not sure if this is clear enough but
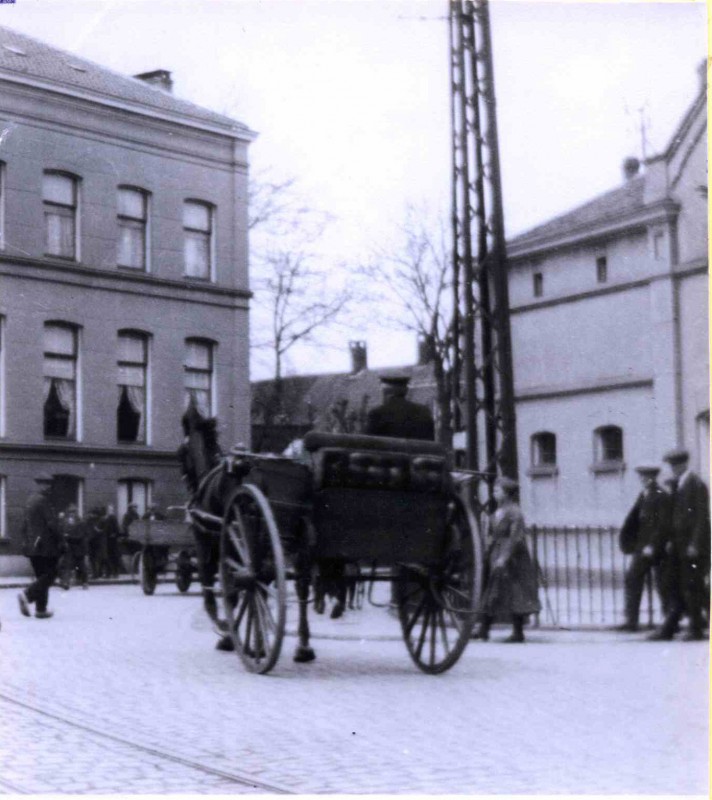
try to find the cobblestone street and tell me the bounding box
[0,582,708,794]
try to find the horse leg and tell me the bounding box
[293,550,316,663]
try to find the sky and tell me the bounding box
[0,0,707,377]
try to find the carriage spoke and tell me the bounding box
[227,521,251,566]
[256,580,279,601]
[224,557,251,580]
[403,595,427,638]
[414,607,432,661]
[233,592,250,630]
[437,609,451,656]
[429,610,437,665]
[254,588,277,635]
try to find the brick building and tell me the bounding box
[0,27,254,569]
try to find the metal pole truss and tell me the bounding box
[449,0,518,500]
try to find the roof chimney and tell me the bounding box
[349,341,367,374]
[134,69,173,94]
[622,156,640,181]
[417,333,434,366]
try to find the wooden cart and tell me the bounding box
[209,431,485,675]
[130,511,197,596]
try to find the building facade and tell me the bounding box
[507,70,708,525]
[0,28,254,568]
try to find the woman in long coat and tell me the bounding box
[475,477,541,642]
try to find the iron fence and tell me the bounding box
[528,526,662,629]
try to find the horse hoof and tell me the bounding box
[293,646,316,663]
[215,635,235,652]
[314,599,325,614]
[330,603,344,620]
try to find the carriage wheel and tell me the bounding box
[220,484,287,675]
[130,551,141,584]
[396,501,478,674]
[140,549,157,596]
[175,550,193,593]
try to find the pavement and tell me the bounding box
[0,580,708,795]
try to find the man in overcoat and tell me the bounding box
[617,465,671,631]
[649,448,710,641]
[365,375,435,441]
[18,473,63,619]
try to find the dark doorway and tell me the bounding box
[51,475,82,515]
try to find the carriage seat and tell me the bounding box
[303,432,450,494]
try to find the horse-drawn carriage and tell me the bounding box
[179,420,485,675]
[130,510,197,596]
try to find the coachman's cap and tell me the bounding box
[663,448,690,465]
[379,373,410,387]
[635,464,660,477]
[34,472,53,483]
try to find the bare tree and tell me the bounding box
[249,171,352,430]
[359,205,454,445]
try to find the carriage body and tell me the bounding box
[129,511,197,595]
[214,432,484,675]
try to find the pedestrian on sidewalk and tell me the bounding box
[63,504,89,588]
[103,504,122,578]
[86,506,108,579]
[617,464,671,632]
[473,477,541,643]
[18,472,64,619]
[649,448,710,641]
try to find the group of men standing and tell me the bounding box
[620,448,709,641]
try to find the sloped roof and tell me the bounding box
[252,363,435,428]
[508,175,646,251]
[0,25,251,134]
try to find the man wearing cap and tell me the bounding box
[649,448,709,641]
[365,375,435,441]
[18,473,63,619]
[617,465,671,632]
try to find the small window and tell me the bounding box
[532,432,557,466]
[44,172,79,260]
[533,271,543,297]
[183,200,213,280]
[596,256,607,283]
[0,475,6,539]
[117,187,148,270]
[43,323,79,439]
[593,425,624,470]
[0,161,5,250]
[117,478,152,520]
[117,331,149,443]
[653,231,665,261]
[184,338,214,417]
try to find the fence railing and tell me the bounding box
[528,526,662,629]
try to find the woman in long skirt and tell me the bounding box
[474,477,541,643]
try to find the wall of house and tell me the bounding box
[0,81,251,554]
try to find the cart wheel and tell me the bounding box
[396,501,477,674]
[140,549,157,596]
[354,580,366,610]
[220,484,287,675]
[175,551,193,593]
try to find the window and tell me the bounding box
[183,200,213,279]
[117,478,151,519]
[593,425,624,470]
[184,338,214,417]
[653,231,665,261]
[531,432,557,467]
[51,474,83,516]
[533,271,543,297]
[43,323,79,439]
[43,172,79,260]
[117,187,148,270]
[117,331,149,443]
[0,161,5,250]
[0,476,6,539]
[0,316,4,437]
[596,256,607,283]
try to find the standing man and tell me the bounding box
[617,465,671,632]
[63,504,89,589]
[18,473,63,619]
[649,448,710,641]
[365,375,435,441]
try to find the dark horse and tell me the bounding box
[177,404,317,663]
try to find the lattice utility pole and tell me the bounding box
[449,0,518,496]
